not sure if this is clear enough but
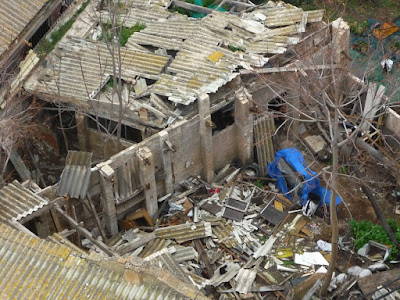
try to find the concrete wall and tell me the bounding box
[213,125,238,171]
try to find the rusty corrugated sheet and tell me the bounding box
[57,151,92,199]
[0,181,48,225]
[0,224,201,299]
[155,222,212,243]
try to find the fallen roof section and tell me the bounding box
[0,181,48,226]
[0,223,209,299]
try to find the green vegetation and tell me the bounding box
[228,45,244,52]
[100,22,146,46]
[349,21,368,35]
[35,1,89,58]
[350,219,400,259]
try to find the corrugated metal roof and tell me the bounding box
[0,181,48,225]
[155,222,212,243]
[234,268,257,294]
[0,0,47,58]
[0,224,206,299]
[57,151,92,199]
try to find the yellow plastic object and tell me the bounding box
[373,22,399,40]
[208,51,224,63]
[275,248,294,258]
[274,200,284,212]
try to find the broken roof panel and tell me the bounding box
[0,182,48,225]
[138,237,172,258]
[25,38,170,104]
[0,224,202,299]
[154,222,212,243]
[57,151,92,199]
[0,0,48,58]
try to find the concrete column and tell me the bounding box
[75,112,88,151]
[235,87,254,164]
[99,169,118,235]
[331,18,350,65]
[198,93,214,183]
[158,131,174,195]
[137,146,158,220]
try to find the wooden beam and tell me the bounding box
[85,194,107,242]
[54,204,118,257]
[239,64,341,75]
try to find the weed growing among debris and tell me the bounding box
[35,1,89,58]
[350,219,400,258]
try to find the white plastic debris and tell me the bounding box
[294,252,329,266]
[316,266,328,273]
[317,240,332,252]
[328,273,348,291]
[277,264,298,273]
[368,262,389,272]
[347,266,372,278]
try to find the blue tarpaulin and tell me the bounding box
[267,148,342,207]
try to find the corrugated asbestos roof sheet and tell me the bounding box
[0,224,199,300]
[25,1,325,107]
[144,249,191,284]
[0,182,48,225]
[139,237,172,258]
[234,268,257,294]
[0,0,47,57]
[155,222,212,243]
[25,38,170,104]
[57,151,92,199]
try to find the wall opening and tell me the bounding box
[211,102,234,135]
[87,115,143,143]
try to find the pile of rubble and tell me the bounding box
[77,154,400,299]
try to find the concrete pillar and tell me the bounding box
[235,87,254,164]
[137,146,158,220]
[331,18,350,66]
[99,169,118,235]
[158,130,174,195]
[198,93,214,183]
[75,112,88,151]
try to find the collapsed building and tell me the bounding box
[2,0,400,298]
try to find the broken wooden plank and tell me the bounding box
[239,64,341,75]
[54,203,118,257]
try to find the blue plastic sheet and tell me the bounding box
[267,148,342,207]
